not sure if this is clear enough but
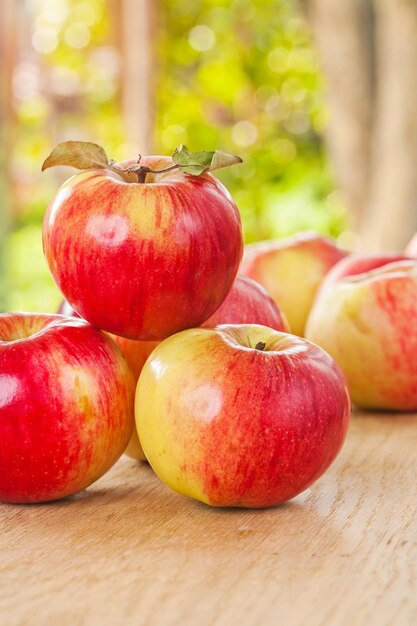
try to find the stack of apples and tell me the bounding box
[8,139,394,509]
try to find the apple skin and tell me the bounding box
[136,324,351,508]
[317,253,410,297]
[240,232,347,336]
[0,313,135,503]
[305,260,417,410]
[43,156,243,341]
[58,274,289,335]
[201,275,289,331]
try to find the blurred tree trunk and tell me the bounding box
[118,0,157,155]
[0,0,17,310]
[305,0,374,227]
[305,0,417,251]
[362,0,417,250]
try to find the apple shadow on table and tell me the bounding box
[5,487,349,564]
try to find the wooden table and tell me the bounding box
[1,410,417,626]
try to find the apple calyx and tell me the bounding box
[41,141,242,183]
[255,341,266,351]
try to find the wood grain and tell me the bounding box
[1,410,417,626]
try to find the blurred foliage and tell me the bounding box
[6,0,349,312]
[6,225,59,312]
[156,0,348,241]
[8,0,125,312]
[12,0,124,227]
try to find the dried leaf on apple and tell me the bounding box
[42,141,110,172]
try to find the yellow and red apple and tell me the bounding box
[306,260,417,410]
[43,148,243,341]
[136,324,350,508]
[240,232,347,336]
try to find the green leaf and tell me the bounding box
[42,141,109,172]
[172,145,242,176]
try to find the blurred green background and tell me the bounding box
[2,0,351,313]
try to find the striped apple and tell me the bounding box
[42,143,244,341]
[306,260,417,410]
[0,313,135,503]
[136,324,351,508]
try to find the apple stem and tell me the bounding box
[255,341,266,351]
[121,163,180,183]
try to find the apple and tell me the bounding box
[0,313,135,503]
[305,260,417,410]
[136,324,350,508]
[240,232,347,336]
[317,252,410,297]
[42,142,244,341]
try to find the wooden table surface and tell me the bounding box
[1,410,417,626]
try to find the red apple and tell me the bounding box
[306,260,417,410]
[0,313,135,503]
[136,324,351,508]
[317,253,410,297]
[43,151,243,341]
[240,232,347,336]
